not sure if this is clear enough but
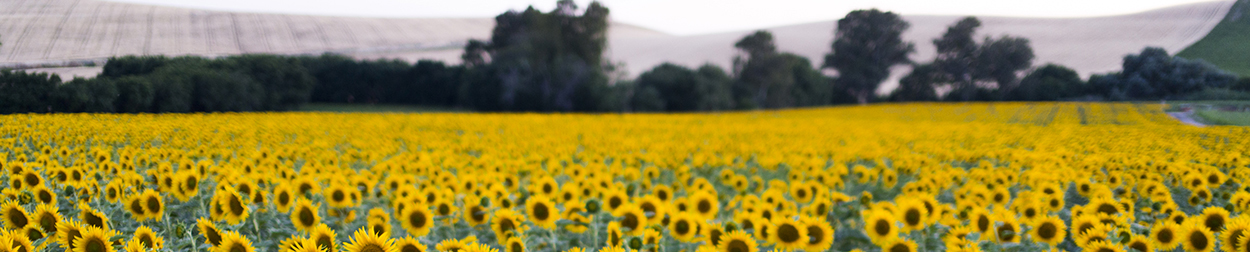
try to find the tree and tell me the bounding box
[933,17,982,101]
[0,70,59,113]
[932,17,1035,101]
[473,0,615,112]
[824,9,914,104]
[732,31,787,108]
[889,64,939,102]
[976,36,1034,94]
[1103,47,1236,100]
[1008,64,1082,101]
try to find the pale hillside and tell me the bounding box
[2,0,1235,93]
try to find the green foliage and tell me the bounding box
[1095,47,1237,100]
[465,0,617,112]
[732,31,833,109]
[1177,0,1250,76]
[889,64,939,102]
[633,63,736,112]
[1195,109,1250,126]
[932,17,1035,101]
[1007,64,1084,101]
[825,9,914,104]
[0,70,59,113]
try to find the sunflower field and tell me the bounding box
[0,102,1247,252]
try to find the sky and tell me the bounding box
[106,0,1222,35]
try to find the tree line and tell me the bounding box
[2,1,1249,114]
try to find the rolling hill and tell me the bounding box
[0,0,1238,93]
[1178,0,1250,76]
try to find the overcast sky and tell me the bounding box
[107,0,1221,35]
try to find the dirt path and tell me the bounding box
[1168,111,1207,127]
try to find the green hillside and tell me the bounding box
[1178,0,1250,76]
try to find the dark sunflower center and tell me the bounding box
[85,213,103,228]
[727,239,749,252]
[1208,174,1219,184]
[674,220,690,235]
[230,243,247,252]
[904,209,921,226]
[997,224,1015,241]
[206,229,222,246]
[317,236,333,251]
[608,197,623,210]
[438,204,450,215]
[697,200,712,213]
[146,197,161,213]
[889,243,910,252]
[499,218,516,233]
[360,244,384,252]
[332,190,345,202]
[657,191,668,201]
[38,191,52,203]
[874,219,891,236]
[24,173,38,186]
[807,225,824,245]
[229,197,245,215]
[278,193,290,205]
[1204,215,1225,232]
[1190,232,1209,250]
[709,229,723,246]
[86,239,106,252]
[470,207,485,222]
[7,209,28,228]
[140,235,154,249]
[1097,204,1118,215]
[640,203,656,217]
[777,224,800,243]
[976,215,990,232]
[299,208,315,226]
[401,244,422,252]
[510,242,523,252]
[533,203,550,220]
[622,213,639,231]
[1129,241,1148,252]
[1037,222,1057,239]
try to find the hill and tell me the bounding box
[1178,0,1250,76]
[0,0,1236,93]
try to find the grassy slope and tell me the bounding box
[297,103,465,113]
[1195,109,1250,125]
[1177,0,1250,76]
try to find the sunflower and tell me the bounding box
[687,190,720,220]
[286,237,327,252]
[603,190,629,214]
[436,237,472,252]
[668,213,699,243]
[218,187,250,225]
[196,218,225,248]
[993,212,1021,244]
[653,185,673,203]
[400,202,434,237]
[31,185,55,204]
[1030,215,1067,246]
[717,230,759,252]
[1125,234,1153,252]
[606,221,624,247]
[614,203,647,236]
[71,226,117,252]
[273,184,296,213]
[290,198,320,232]
[141,189,165,221]
[104,181,123,203]
[1150,221,1182,251]
[292,177,320,196]
[1083,240,1125,252]
[124,194,148,221]
[463,199,490,227]
[133,225,165,251]
[636,195,668,225]
[801,215,834,252]
[1221,217,1250,252]
[368,217,392,237]
[504,237,526,252]
[55,220,85,251]
[894,198,929,233]
[527,195,559,230]
[123,239,148,252]
[492,209,527,240]
[562,201,592,234]
[1197,206,1229,233]
[20,170,43,189]
[1,201,30,230]
[174,171,201,201]
[396,236,428,252]
[324,184,354,208]
[789,181,814,204]
[309,223,339,252]
[771,218,809,251]
[79,207,110,231]
[863,210,898,244]
[1180,221,1216,252]
[968,207,993,237]
[212,231,255,252]
[344,227,397,252]
[880,237,917,252]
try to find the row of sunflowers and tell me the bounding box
[1,102,1247,252]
